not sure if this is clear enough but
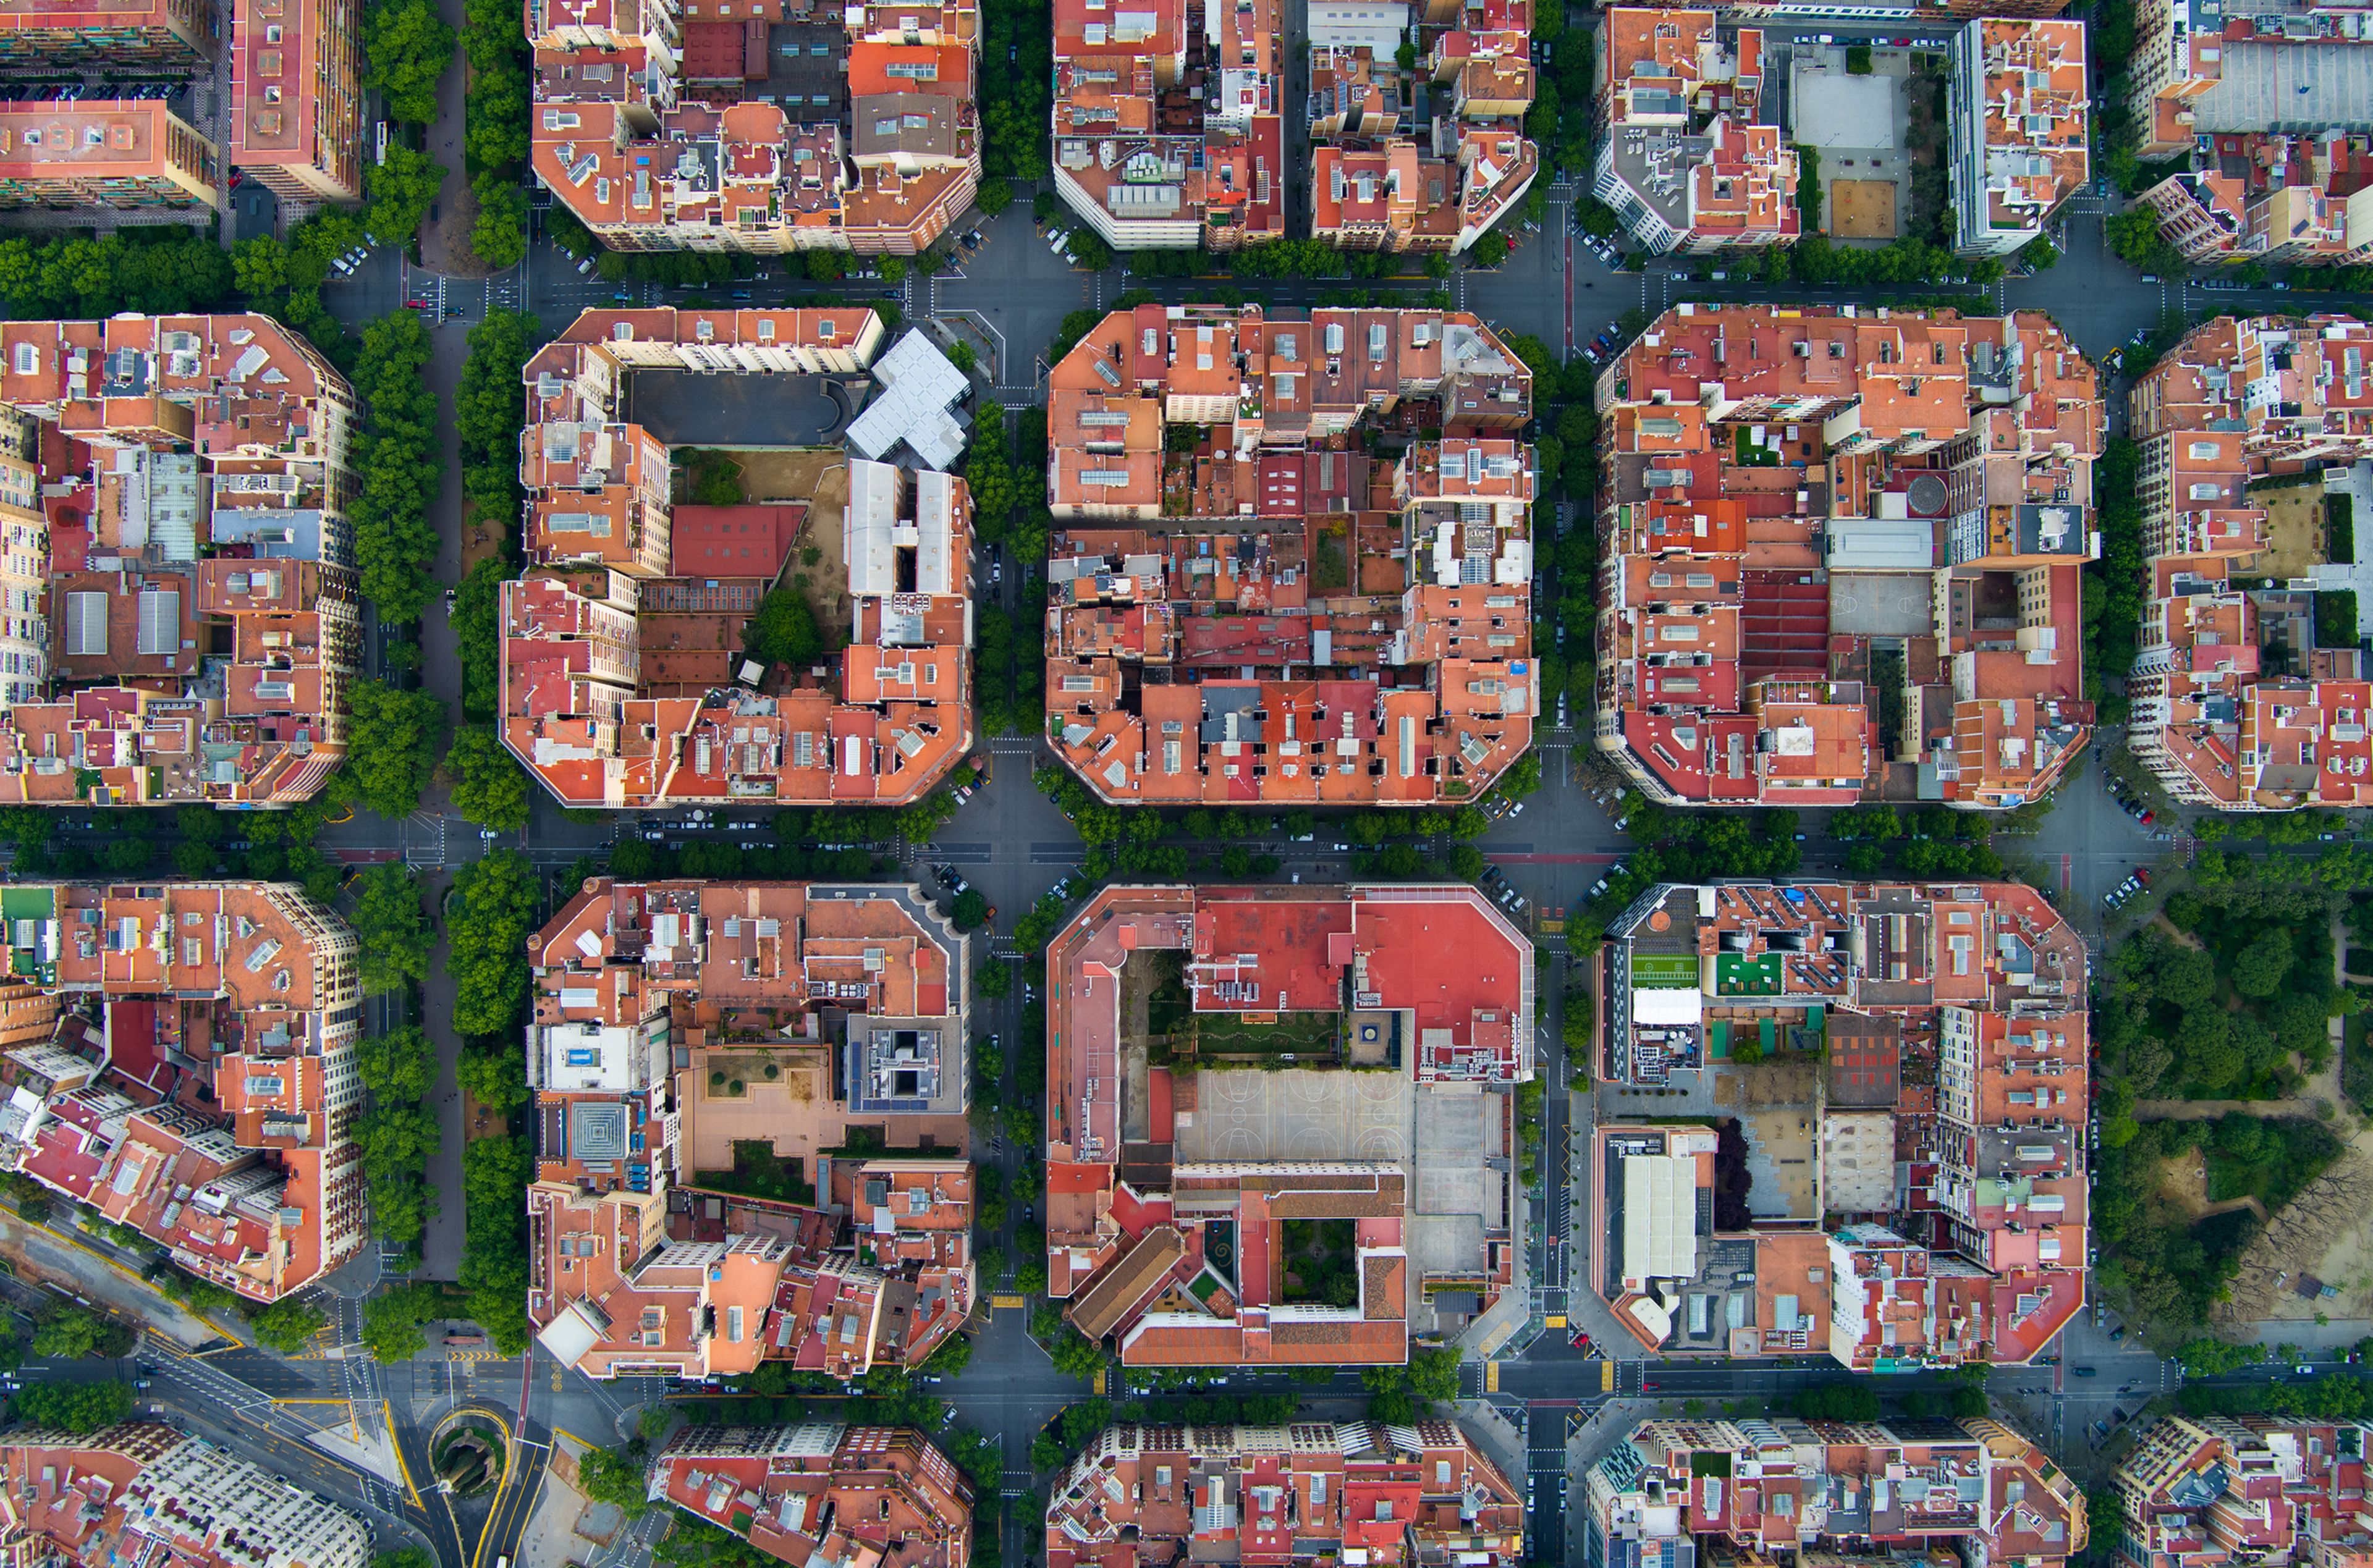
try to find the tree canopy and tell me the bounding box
[352,864,435,995]
[447,849,539,1036]
[363,0,455,123]
[446,725,533,832]
[341,680,449,820]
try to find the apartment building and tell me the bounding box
[1593,9,1799,255]
[2126,314,2373,809]
[1047,0,1284,250]
[0,880,366,1304]
[650,1423,971,1568]
[527,0,979,255]
[0,0,213,70]
[527,877,975,1381]
[2129,0,2373,162]
[2111,1413,2373,1568]
[0,99,222,211]
[1591,879,2087,1369]
[1046,884,1532,1367]
[227,0,363,203]
[0,1424,373,1568]
[1046,1420,1525,1568]
[1043,303,1534,806]
[1594,305,2100,810]
[502,306,974,809]
[1945,17,2087,256]
[1580,1415,2083,1568]
[2136,132,2373,267]
[0,314,360,808]
[1305,0,1537,255]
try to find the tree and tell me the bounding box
[1469,231,1509,268]
[14,1380,133,1433]
[947,340,978,374]
[364,0,456,123]
[363,1283,437,1363]
[746,588,824,668]
[455,1046,530,1115]
[975,961,1013,999]
[246,1297,329,1356]
[353,864,435,995]
[363,144,448,248]
[952,888,989,930]
[31,1304,121,1360]
[976,177,1014,216]
[470,172,530,269]
[349,313,444,621]
[446,725,533,831]
[580,1441,653,1517]
[2232,929,2296,1000]
[451,557,514,722]
[358,1026,438,1103]
[446,850,539,1036]
[341,680,447,819]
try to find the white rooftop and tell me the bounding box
[847,328,971,472]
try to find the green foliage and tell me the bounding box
[13,1380,133,1433]
[446,725,533,831]
[2178,1373,2373,1420]
[364,0,454,122]
[460,1134,534,1354]
[32,1304,132,1360]
[349,313,446,622]
[471,172,529,269]
[461,0,531,208]
[452,556,514,722]
[458,310,534,536]
[745,588,824,668]
[246,1297,329,1356]
[455,1045,531,1115]
[341,680,448,819]
[2017,236,2060,271]
[1845,43,1872,73]
[1793,1382,1881,1421]
[0,230,235,321]
[2319,589,2361,649]
[1469,231,1510,268]
[580,1439,653,1517]
[976,177,1014,216]
[365,143,449,249]
[447,849,540,1037]
[363,1283,439,1364]
[358,1026,439,1103]
[353,863,436,996]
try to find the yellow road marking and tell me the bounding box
[1486,1361,1500,1393]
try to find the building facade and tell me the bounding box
[528,0,981,255]
[0,1423,373,1568]
[1043,304,1536,806]
[527,877,976,1380]
[1592,879,2087,1369]
[0,881,365,1303]
[2126,314,2373,810]
[1594,305,2099,809]
[0,314,359,808]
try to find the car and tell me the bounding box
[2298,1363,2316,1375]
[577,255,596,274]
[1022,1203,1034,1223]
[479,828,499,840]
[2109,1326,2126,1341]
[1557,693,1569,728]
[1571,1330,1593,1351]
[1589,875,1610,900]
[2140,273,2159,284]
[1893,35,1910,44]
[941,1406,958,1426]
[2073,1366,2098,1376]
[1816,31,1833,41]
[2134,867,2152,884]
[428,203,439,224]
[1507,801,1525,816]
[953,785,972,805]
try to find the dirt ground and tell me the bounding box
[799,460,851,630]
[1830,179,1899,239]
[734,449,843,505]
[2217,1121,2373,1329]
[1711,1052,1819,1108]
[2257,483,2329,581]
[2151,1144,2267,1225]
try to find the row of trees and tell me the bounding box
[462,0,532,267]
[350,314,446,622]
[2087,438,2144,723]
[355,1021,442,1265]
[0,229,234,321]
[1522,9,1594,180]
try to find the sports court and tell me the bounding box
[1829,179,1898,239]
[1632,953,1699,988]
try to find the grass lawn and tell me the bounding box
[1198,1010,1340,1058]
